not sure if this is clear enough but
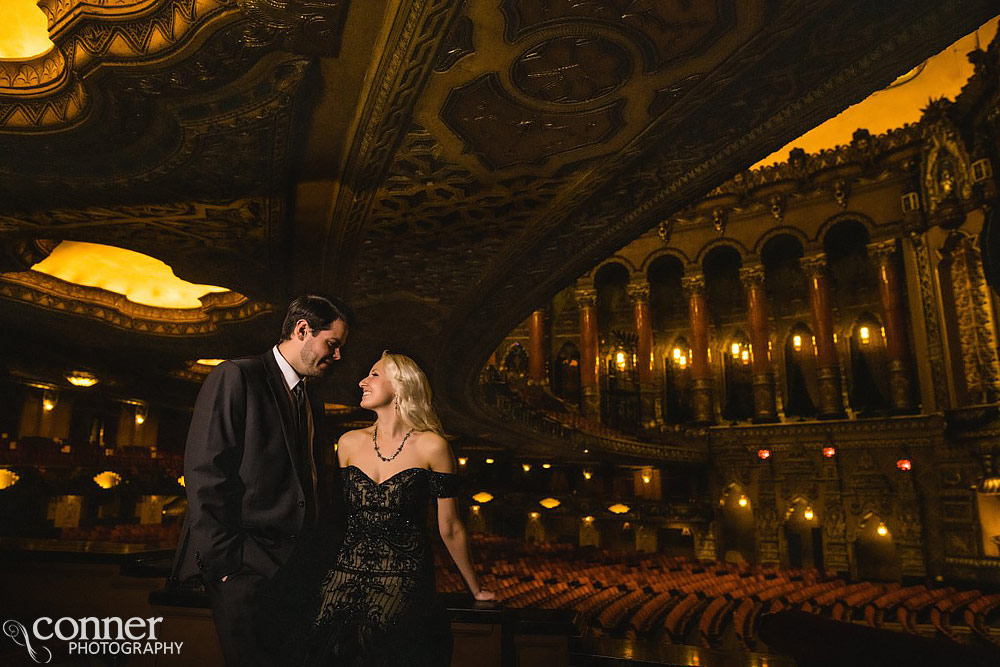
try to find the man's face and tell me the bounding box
[298,319,348,377]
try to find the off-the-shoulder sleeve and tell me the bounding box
[429,471,461,498]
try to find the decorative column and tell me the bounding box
[627,279,656,425]
[739,265,777,422]
[868,240,915,412]
[528,309,547,385]
[575,287,600,416]
[682,274,715,424]
[801,255,845,418]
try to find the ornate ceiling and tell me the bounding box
[1,0,997,455]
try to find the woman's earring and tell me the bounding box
[394,396,400,412]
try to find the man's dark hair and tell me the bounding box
[279,295,354,341]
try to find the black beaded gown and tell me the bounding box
[301,465,459,666]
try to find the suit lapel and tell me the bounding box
[261,351,305,488]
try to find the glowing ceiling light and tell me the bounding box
[876,522,889,537]
[542,463,552,469]
[485,458,495,464]
[195,359,226,367]
[539,498,561,509]
[0,469,20,490]
[32,241,230,309]
[793,335,802,351]
[608,503,630,514]
[93,471,122,489]
[472,492,493,503]
[66,372,99,388]
[0,0,53,58]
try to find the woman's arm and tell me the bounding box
[426,436,494,601]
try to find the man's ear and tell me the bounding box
[295,319,310,339]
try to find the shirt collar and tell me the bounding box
[272,345,303,392]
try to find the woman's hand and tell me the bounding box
[473,590,496,601]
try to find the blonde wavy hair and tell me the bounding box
[379,351,444,435]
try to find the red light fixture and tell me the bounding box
[757,448,771,461]
[822,447,836,458]
[896,459,912,472]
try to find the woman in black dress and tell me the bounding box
[302,351,494,666]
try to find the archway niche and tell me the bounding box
[703,246,746,327]
[783,322,820,418]
[663,335,693,424]
[596,262,639,431]
[761,234,808,319]
[853,513,900,581]
[722,330,754,422]
[502,342,528,378]
[848,312,890,415]
[782,498,824,571]
[552,341,581,406]
[717,484,756,565]
[823,219,877,310]
[648,255,686,332]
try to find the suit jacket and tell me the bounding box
[171,351,344,583]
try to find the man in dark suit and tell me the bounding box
[171,295,352,666]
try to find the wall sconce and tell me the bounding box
[741,348,750,364]
[833,333,838,343]
[485,458,494,464]
[66,372,98,388]
[470,505,480,513]
[458,457,467,466]
[896,459,912,472]
[529,512,540,519]
[731,343,741,356]
[876,522,889,537]
[757,448,771,460]
[822,446,837,458]
[678,355,688,367]
[641,467,653,484]
[583,470,593,480]
[93,471,122,489]
[522,463,532,473]
[472,492,494,503]
[608,503,630,514]
[673,347,681,360]
[539,497,561,509]
[177,476,185,487]
[42,388,58,412]
[134,404,148,426]
[583,516,595,524]
[542,463,552,469]
[804,508,814,521]
[859,326,871,345]
[792,335,802,351]
[615,351,627,371]
[738,495,749,508]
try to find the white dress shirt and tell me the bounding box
[272,346,317,500]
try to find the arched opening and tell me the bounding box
[703,246,746,330]
[853,513,900,581]
[648,254,686,332]
[551,341,582,406]
[596,263,639,431]
[784,323,820,418]
[664,336,693,424]
[722,331,754,422]
[783,499,824,570]
[502,342,529,378]
[823,219,876,311]
[848,313,890,415]
[718,484,756,565]
[760,234,809,319]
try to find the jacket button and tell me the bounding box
[297,500,305,508]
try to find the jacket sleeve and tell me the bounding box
[183,361,247,580]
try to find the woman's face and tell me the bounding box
[359,360,394,409]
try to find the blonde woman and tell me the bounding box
[303,351,494,666]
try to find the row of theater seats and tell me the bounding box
[435,536,1000,652]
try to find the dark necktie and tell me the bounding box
[292,381,316,522]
